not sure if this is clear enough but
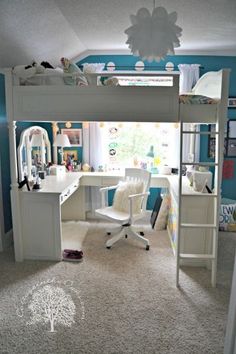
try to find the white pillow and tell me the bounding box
[154,195,170,231]
[113,180,144,214]
[83,63,105,73]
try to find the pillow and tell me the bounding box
[154,195,170,231]
[82,63,105,73]
[113,180,144,214]
[219,203,236,231]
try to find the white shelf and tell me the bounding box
[182,162,218,166]
[181,193,217,197]
[180,253,215,260]
[182,131,219,135]
[180,223,217,229]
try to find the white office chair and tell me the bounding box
[95,168,151,250]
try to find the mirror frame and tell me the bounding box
[17,126,51,181]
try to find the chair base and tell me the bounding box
[106,225,150,250]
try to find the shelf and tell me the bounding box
[181,193,218,197]
[179,253,215,260]
[181,162,218,166]
[182,131,219,135]
[180,223,217,229]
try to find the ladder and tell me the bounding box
[176,122,221,287]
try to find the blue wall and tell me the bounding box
[78,54,236,200]
[0,74,12,233]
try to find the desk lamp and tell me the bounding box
[31,132,44,168]
[53,133,71,164]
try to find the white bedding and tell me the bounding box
[16,67,88,86]
[24,68,66,86]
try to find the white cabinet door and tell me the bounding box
[21,193,61,260]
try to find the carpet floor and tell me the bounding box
[0,222,231,354]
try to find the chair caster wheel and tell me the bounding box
[106,246,111,249]
[125,234,128,238]
[146,245,150,251]
[140,231,144,236]
[107,232,111,235]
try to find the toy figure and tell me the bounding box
[60,57,88,86]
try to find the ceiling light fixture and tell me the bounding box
[124,0,182,62]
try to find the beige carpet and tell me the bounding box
[0,222,231,354]
[61,221,89,251]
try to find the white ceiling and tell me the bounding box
[0,0,236,67]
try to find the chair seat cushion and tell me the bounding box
[96,206,130,223]
[112,180,144,214]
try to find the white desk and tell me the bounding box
[18,172,212,262]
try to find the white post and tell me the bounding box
[212,69,231,287]
[5,69,24,261]
[41,133,46,165]
[176,120,183,287]
[25,134,32,180]
[52,122,58,164]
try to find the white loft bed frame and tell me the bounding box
[2,67,230,287]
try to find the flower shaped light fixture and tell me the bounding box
[124,2,182,62]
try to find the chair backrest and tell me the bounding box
[125,168,151,212]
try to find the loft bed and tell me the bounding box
[4,68,230,124]
[2,67,231,288]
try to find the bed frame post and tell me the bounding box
[4,69,24,261]
[211,68,231,287]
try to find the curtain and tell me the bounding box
[82,122,106,212]
[178,64,200,94]
[178,64,201,162]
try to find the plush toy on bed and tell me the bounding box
[13,62,45,84]
[60,57,88,86]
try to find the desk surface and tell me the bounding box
[21,171,207,197]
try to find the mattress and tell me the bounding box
[179,94,219,104]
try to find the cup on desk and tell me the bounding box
[38,171,46,179]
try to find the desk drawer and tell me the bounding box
[81,176,102,186]
[60,180,80,204]
[101,177,120,186]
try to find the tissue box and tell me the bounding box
[50,165,66,176]
[192,171,212,192]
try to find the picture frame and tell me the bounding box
[228,98,236,108]
[63,150,78,162]
[227,139,236,157]
[61,129,82,146]
[228,119,236,138]
[208,124,227,158]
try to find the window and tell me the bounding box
[100,122,179,172]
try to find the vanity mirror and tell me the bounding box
[17,126,52,181]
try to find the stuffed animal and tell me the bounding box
[13,62,45,83]
[60,57,88,86]
[40,61,54,69]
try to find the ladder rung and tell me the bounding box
[179,253,215,260]
[181,193,218,197]
[182,162,218,166]
[182,131,219,135]
[180,223,217,229]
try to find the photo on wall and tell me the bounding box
[61,129,82,146]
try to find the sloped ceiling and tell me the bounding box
[0,0,236,67]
